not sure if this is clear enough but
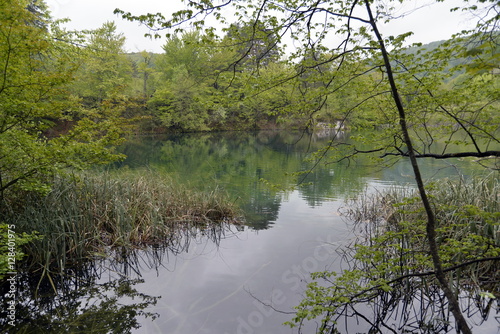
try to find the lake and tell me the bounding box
[111,131,492,334]
[6,130,496,333]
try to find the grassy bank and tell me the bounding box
[2,171,243,273]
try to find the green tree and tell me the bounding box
[0,0,125,198]
[150,31,235,130]
[133,51,158,98]
[116,0,500,332]
[72,21,133,105]
[223,20,282,70]
[146,28,294,130]
[149,67,212,131]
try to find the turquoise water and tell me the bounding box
[4,130,494,333]
[109,131,492,334]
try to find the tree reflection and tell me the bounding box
[0,266,158,334]
[114,130,376,229]
[0,220,239,333]
[331,275,498,333]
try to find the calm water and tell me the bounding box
[6,130,495,333]
[107,131,490,334]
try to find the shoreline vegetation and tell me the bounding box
[1,2,498,332]
[0,170,244,274]
[287,174,499,332]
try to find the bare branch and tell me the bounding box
[381,150,500,159]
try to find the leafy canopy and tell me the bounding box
[114,0,499,333]
[0,0,127,196]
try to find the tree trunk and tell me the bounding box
[363,1,471,333]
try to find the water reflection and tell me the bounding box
[0,264,158,334]
[319,269,499,333]
[115,131,381,229]
[0,221,239,334]
[116,131,487,227]
[5,131,494,333]
[128,192,350,334]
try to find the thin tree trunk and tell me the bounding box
[362,1,472,333]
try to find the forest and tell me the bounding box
[1,0,499,333]
[5,0,499,141]
[3,0,495,198]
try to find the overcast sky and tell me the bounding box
[46,0,475,54]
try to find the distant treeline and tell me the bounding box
[64,21,499,133]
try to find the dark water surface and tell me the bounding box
[5,130,495,333]
[116,131,370,333]
[107,131,491,334]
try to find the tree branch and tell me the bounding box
[381,150,500,159]
[333,256,500,307]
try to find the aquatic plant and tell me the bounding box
[287,175,499,333]
[1,170,243,273]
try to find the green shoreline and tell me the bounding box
[0,170,243,276]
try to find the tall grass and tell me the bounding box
[301,175,500,332]
[343,173,499,290]
[2,170,243,272]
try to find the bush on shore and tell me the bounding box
[287,174,499,332]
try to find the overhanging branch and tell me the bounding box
[381,150,500,159]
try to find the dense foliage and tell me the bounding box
[4,1,492,139]
[1,0,499,332]
[114,0,499,333]
[288,176,499,332]
[0,0,129,197]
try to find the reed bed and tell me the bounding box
[307,175,500,332]
[343,173,499,292]
[3,170,243,272]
